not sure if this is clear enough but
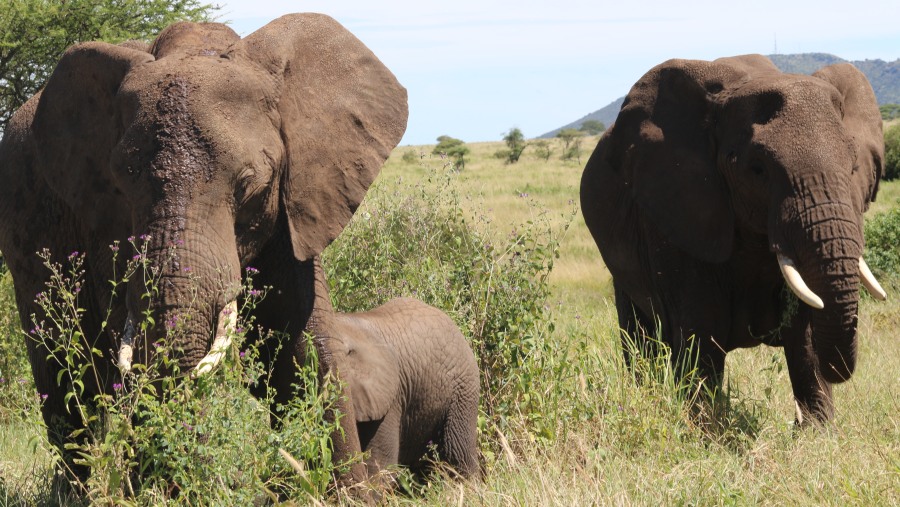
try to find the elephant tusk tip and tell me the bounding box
[859,257,887,301]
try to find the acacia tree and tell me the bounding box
[579,119,605,135]
[433,135,470,170]
[500,127,528,164]
[557,128,584,162]
[531,140,552,161]
[0,0,218,133]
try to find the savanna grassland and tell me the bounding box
[1,134,899,505]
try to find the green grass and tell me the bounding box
[1,136,899,505]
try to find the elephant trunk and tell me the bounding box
[120,227,241,375]
[778,200,863,384]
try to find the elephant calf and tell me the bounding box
[325,297,480,480]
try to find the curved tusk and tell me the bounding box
[193,300,238,377]
[777,254,825,310]
[118,312,136,373]
[859,257,887,301]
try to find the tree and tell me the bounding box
[0,0,219,133]
[880,104,900,121]
[578,119,605,135]
[531,140,552,161]
[557,128,585,162]
[885,124,900,181]
[432,135,470,170]
[500,127,528,164]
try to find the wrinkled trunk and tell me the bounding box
[785,200,862,384]
[123,222,241,374]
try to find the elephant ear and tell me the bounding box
[31,42,154,230]
[236,13,408,261]
[606,59,738,263]
[330,318,401,422]
[812,63,884,211]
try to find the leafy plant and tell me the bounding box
[13,241,345,504]
[864,205,900,288]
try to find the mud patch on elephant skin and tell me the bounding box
[144,74,217,254]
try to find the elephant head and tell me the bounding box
[583,55,884,385]
[18,14,407,375]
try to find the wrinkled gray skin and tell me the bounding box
[581,55,884,425]
[0,14,407,485]
[309,263,480,480]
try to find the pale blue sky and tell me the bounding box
[218,1,900,145]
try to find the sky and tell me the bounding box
[219,1,900,146]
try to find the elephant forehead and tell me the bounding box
[123,56,275,112]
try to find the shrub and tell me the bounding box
[864,205,900,288]
[884,124,900,181]
[400,149,419,164]
[7,244,345,504]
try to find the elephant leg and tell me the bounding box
[782,307,834,425]
[614,283,658,370]
[359,408,400,479]
[438,395,480,478]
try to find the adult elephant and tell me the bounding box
[0,14,407,485]
[580,55,886,425]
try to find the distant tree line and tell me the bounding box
[881,104,900,121]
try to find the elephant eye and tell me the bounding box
[750,163,764,175]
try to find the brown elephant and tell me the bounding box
[0,14,407,484]
[298,259,480,481]
[580,55,886,425]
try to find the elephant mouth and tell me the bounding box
[117,300,238,376]
[778,254,886,309]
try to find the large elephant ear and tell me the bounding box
[236,13,408,261]
[32,42,154,229]
[812,63,883,211]
[602,59,738,263]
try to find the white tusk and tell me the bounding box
[858,257,887,301]
[118,313,136,373]
[777,254,825,310]
[193,300,238,376]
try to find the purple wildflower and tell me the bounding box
[183,267,192,273]
[139,234,151,241]
[113,383,123,391]
[245,266,259,275]
[248,289,262,297]
[68,251,79,260]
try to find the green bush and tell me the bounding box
[323,166,574,445]
[4,245,345,504]
[884,124,900,181]
[864,205,900,288]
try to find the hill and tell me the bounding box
[542,53,900,138]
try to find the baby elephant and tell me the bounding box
[328,297,480,479]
